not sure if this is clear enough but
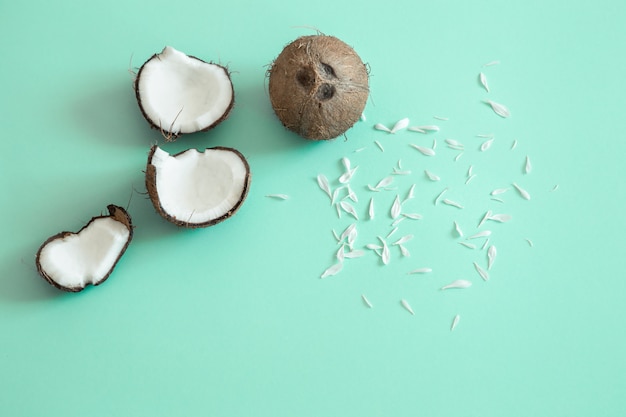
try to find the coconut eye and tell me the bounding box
[320,62,337,78]
[296,67,315,90]
[316,83,336,101]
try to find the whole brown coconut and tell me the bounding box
[268,35,369,140]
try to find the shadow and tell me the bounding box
[69,71,157,148]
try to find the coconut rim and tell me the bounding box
[35,205,134,292]
[134,47,235,140]
[145,145,252,228]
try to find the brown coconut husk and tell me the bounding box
[268,35,369,140]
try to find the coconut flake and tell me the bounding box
[386,227,399,239]
[480,138,495,152]
[393,235,413,245]
[378,237,390,265]
[458,242,476,250]
[442,199,464,209]
[454,152,464,162]
[451,314,461,331]
[525,156,532,174]
[487,245,497,270]
[391,195,402,219]
[445,139,464,150]
[467,230,492,240]
[390,117,410,133]
[345,250,365,259]
[408,268,432,274]
[473,262,489,281]
[425,170,441,181]
[339,223,357,242]
[399,245,410,257]
[410,144,436,156]
[478,210,493,228]
[512,182,531,200]
[441,279,472,290]
[483,60,500,67]
[434,115,449,121]
[526,238,534,247]
[402,213,423,220]
[317,174,332,201]
[454,221,464,238]
[336,245,345,262]
[479,72,490,92]
[266,194,289,200]
[320,262,343,278]
[401,299,415,315]
[361,294,373,308]
[340,201,359,219]
[368,197,375,220]
[373,176,394,190]
[374,123,391,132]
[488,213,513,223]
[374,140,385,152]
[409,125,440,133]
[491,188,510,196]
[484,100,511,118]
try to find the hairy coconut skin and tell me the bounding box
[134,50,235,140]
[35,205,134,293]
[145,145,252,228]
[268,35,369,140]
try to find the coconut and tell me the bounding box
[134,46,234,140]
[35,205,133,292]
[268,35,369,140]
[145,145,251,228]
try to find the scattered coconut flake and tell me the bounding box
[391,217,405,227]
[425,170,441,181]
[483,60,500,67]
[344,250,365,259]
[465,174,477,185]
[478,210,493,228]
[332,229,340,242]
[266,194,289,200]
[484,100,511,118]
[374,140,385,152]
[454,152,464,162]
[442,199,464,209]
[491,188,509,196]
[441,279,472,290]
[401,299,415,315]
[339,167,358,184]
[340,201,359,219]
[393,235,413,245]
[373,176,394,190]
[353,147,365,153]
[512,182,531,200]
[454,221,464,237]
[487,245,497,270]
[473,262,489,281]
[361,294,373,308]
[458,242,476,250]
[317,174,332,200]
[525,156,532,174]
[360,113,367,122]
[386,227,399,239]
[511,139,518,150]
[481,238,490,250]
[321,262,343,278]
[409,125,440,133]
[433,115,449,121]
[445,139,465,150]
[339,223,356,242]
[391,195,402,219]
[488,213,513,223]
[434,188,448,205]
[402,213,423,220]
[378,237,390,265]
[451,314,461,331]
[480,138,495,151]
[551,184,559,192]
[374,123,391,132]
[336,245,345,262]
[392,168,411,176]
[404,184,416,202]
[341,157,351,172]
[467,230,492,240]
[468,166,474,177]
[390,117,410,133]
[479,72,490,92]
[526,238,534,247]
[410,144,436,156]
[408,268,432,274]
[345,184,358,203]
[365,243,383,251]
[335,203,342,218]
[399,245,410,257]
[368,197,375,220]
[491,197,505,203]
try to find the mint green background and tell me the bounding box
[1,0,625,416]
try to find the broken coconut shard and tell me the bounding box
[35,205,133,292]
[134,46,234,140]
[268,35,369,140]
[145,145,251,228]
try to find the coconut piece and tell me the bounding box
[134,46,234,139]
[146,145,251,228]
[268,35,369,140]
[35,205,133,292]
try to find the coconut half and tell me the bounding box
[35,205,133,292]
[146,145,251,228]
[135,46,234,139]
[268,35,369,140]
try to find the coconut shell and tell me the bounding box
[268,35,369,140]
[145,145,252,228]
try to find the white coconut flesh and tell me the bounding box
[136,46,233,135]
[148,146,250,226]
[37,210,132,291]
